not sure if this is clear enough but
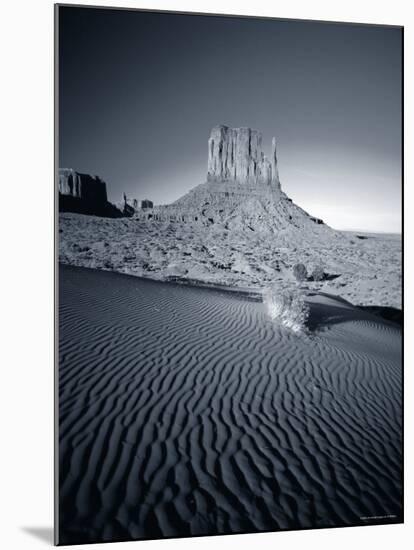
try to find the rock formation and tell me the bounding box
[120,193,137,217]
[130,125,329,235]
[119,194,154,217]
[59,126,326,232]
[59,169,108,203]
[207,125,280,188]
[59,168,122,217]
[138,199,153,209]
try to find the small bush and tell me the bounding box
[292,263,307,282]
[263,287,309,333]
[311,265,325,281]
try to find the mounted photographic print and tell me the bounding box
[55,4,403,545]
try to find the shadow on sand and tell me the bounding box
[306,292,402,332]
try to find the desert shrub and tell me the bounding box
[292,263,307,282]
[263,287,309,333]
[311,264,325,281]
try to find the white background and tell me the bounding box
[0,0,412,548]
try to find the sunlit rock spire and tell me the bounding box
[207,125,280,188]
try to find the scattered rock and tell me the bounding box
[293,263,308,282]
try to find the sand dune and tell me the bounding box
[58,265,402,545]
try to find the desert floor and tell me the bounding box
[59,213,401,309]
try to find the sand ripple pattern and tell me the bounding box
[58,265,402,544]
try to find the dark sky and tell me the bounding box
[58,6,402,232]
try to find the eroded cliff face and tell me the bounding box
[59,169,108,203]
[207,125,280,188]
[59,169,122,217]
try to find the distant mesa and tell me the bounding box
[120,194,154,216]
[59,168,109,212]
[59,168,107,203]
[139,199,154,209]
[59,168,123,217]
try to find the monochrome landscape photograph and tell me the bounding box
[56,5,403,545]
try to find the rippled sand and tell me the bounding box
[58,265,402,545]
